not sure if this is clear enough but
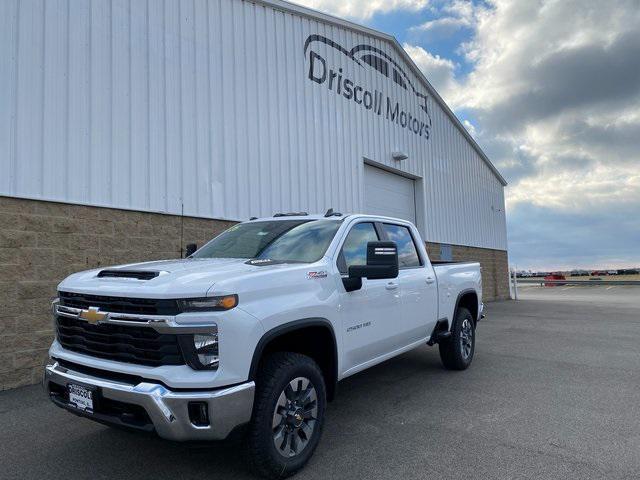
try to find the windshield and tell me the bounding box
[192,219,342,263]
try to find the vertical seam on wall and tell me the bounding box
[11,0,21,195]
[205,0,213,218]
[146,0,151,211]
[64,0,70,197]
[178,0,184,215]
[128,0,133,207]
[191,0,199,215]
[87,0,92,204]
[108,0,113,206]
[40,1,46,198]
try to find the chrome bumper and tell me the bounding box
[43,360,255,441]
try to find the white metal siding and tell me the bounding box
[364,165,416,224]
[0,0,508,251]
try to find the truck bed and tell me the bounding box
[432,261,482,323]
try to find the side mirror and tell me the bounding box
[185,243,198,258]
[342,241,399,292]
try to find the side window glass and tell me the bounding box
[338,223,379,274]
[382,224,421,268]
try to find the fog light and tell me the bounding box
[188,401,210,427]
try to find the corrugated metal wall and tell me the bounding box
[0,0,507,251]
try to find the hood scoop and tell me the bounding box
[97,270,162,280]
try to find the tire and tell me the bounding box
[439,307,475,370]
[246,352,326,479]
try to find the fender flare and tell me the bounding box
[248,318,339,399]
[454,288,480,324]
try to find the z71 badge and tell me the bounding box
[307,271,328,279]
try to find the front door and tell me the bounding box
[337,222,403,375]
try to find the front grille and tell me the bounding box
[59,291,179,316]
[56,316,184,366]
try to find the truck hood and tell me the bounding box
[57,258,278,298]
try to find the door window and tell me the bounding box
[338,223,379,274]
[381,224,421,268]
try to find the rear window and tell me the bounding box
[382,224,421,268]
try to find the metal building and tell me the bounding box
[0,0,508,389]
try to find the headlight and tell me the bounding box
[178,331,220,370]
[193,333,219,369]
[177,295,238,312]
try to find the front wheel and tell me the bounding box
[246,352,326,479]
[439,307,475,370]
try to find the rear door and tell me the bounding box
[337,221,404,374]
[380,222,438,344]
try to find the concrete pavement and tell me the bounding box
[1,289,639,479]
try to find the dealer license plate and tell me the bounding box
[68,384,94,412]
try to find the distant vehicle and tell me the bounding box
[607,270,618,275]
[618,269,639,275]
[544,273,566,287]
[570,270,589,277]
[591,270,609,276]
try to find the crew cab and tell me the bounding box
[44,212,483,478]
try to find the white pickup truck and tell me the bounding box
[44,212,483,478]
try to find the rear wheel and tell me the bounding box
[439,307,475,370]
[246,352,326,479]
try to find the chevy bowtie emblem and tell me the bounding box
[79,307,108,324]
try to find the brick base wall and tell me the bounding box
[0,196,234,391]
[0,196,509,391]
[426,242,510,302]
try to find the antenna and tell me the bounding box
[324,208,342,217]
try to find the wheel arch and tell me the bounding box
[455,289,480,325]
[249,318,339,401]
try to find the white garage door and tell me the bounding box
[364,164,416,223]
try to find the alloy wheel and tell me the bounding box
[272,377,318,458]
[460,318,474,359]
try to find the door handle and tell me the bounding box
[425,276,435,284]
[386,282,399,290]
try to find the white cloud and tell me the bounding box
[410,16,471,38]
[454,0,640,209]
[408,0,482,43]
[291,0,429,21]
[403,44,460,104]
[462,119,477,137]
[450,0,640,268]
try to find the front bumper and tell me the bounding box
[43,360,255,441]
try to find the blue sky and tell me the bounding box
[296,0,640,271]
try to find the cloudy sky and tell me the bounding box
[295,0,640,271]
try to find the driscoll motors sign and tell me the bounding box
[304,34,433,140]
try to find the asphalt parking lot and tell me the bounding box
[2,288,639,480]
